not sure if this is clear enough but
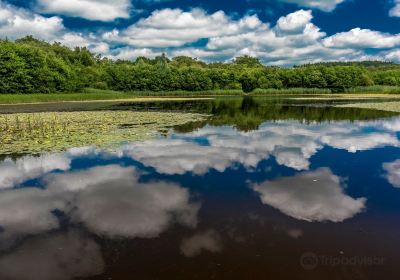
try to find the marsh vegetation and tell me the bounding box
[0,111,206,154]
[338,101,400,112]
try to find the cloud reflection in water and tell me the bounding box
[383,159,400,188]
[0,164,199,244]
[251,168,367,222]
[180,229,223,257]
[0,117,399,278]
[119,120,400,175]
[44,165,199,238]
[0,230,104,280]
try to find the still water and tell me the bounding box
[1,98,400,279]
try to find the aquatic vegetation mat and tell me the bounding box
[0,111,206,154]
[337,101,400,113]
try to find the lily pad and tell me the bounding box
[0,111,207,155]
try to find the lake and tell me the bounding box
[1,97,400,280]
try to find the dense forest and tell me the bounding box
[1,36,400,94]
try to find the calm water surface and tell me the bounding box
[1,98,400,280]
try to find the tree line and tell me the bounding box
[1,36,399,94]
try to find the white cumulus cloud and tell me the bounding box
[36,0,131,21]
[390,0,400,17]
[279,0,346,12]
[0,1,64,40]
[323,28,400,49]
[0,1,110,54]
[276,9,313,34]
[103,8,264,48]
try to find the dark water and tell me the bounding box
[1,98,400,280]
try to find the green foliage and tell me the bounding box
[1,37,400,94]
[0,37,105,94]
[233,55,263,67]
[239,72,259,93]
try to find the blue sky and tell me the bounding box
[0,0,399,65]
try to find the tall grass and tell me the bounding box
[0,89,245,104]
[0,92,134,104]
[254,86,400,94]
[344,85,400,94]
[83,88,244,96]
[1,86,400,105]
[252,88,332,94]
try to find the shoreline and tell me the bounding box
[1,92,400,106]
[0,97,215,106]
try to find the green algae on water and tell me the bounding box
[0,111,207,155]
[337,102,400,113]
